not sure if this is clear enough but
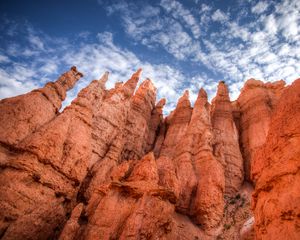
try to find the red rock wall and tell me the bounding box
[251,79,300,239]
[236,79,285,180]
[0,67,299,239]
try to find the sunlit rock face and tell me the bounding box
[251,79,300,240]
[211,82,244,197]
[0,67,299,240]
[235,79,285,181]
[0,66,83,146]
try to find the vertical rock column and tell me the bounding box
[159,91,196,215]
[121,78,157,160]
[145,98,166,155]
[189,89,225,231]
[0,66,83,146]
[0,73,106,240]
[211,81,244,196]
[160,90,192,158]
[82,69,144,201]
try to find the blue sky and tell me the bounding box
[0,0,299,113]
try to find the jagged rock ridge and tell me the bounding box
[0,67,299,240]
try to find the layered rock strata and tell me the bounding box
[0,67,299,240]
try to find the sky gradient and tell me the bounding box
[0,0,299,113]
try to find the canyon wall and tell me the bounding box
[0,67,299,239]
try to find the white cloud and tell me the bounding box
[62,33,192,113]
[0,68,38,98]
[1,22,208,114]
[160,0,201,39]
[105,1,202,62]
[105,0,299,101]
[1,0,300,114]
[0,54,10,63]
[28,34,45,50]
[274,0,300,41]
[265,14,277,35]
[251,1,269,14]
[211,9,229,22]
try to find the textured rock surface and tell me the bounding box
[211,82,244,196]
[0,67,299,239]
[0,66,82,146]
[188,89,224,231]
[161,90,196,215]
[236,79,285,180]
[252,79,300,239]
[0,70,103,240]
[121,78,157,161]
[157,89,225,233]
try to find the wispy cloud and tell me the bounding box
[101,0,299,95]
[1,0,299,115]
[211,9,229,22]
[0,20,215,114]
[251,1,269,14]
[160,0,201,39]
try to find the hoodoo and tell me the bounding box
[0,67,299,240]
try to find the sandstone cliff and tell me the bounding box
[0,67,299,240]
[251,79,300,239]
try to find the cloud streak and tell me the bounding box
[102,0,300,91]
[0,0,299,115]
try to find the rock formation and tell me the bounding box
[0,67,299,239]
[0,66,82,146]
[251,79,300,239]
[211,81,243,196]
[0,70,101,239]
[235,79,285,180]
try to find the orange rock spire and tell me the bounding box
[0,68,299,239]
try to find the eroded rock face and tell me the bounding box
[158,89,225,233]
[252,79,300,239]
[188,89,224,231]
[236,79,285,180]
[211,81,244,196]
[121,79,157,161]
[0,67,299,240]
[81,70,161,201]
[161,91,196,215]
[0,71,103,240]
[62,152,206,240]
[0,66,82,146]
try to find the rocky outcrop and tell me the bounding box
[160,91,196,215]
[0,70,103,240]
[211,81,243,196]
[188,89,224,231]
[157,89,225,233]
[236,79,285,180]
[61,152,206,240]
[121,78,157,161]
[0,67,82,146]
[0,66,299,239]
[145,98,166,154]
[251,79,300,239]
[159,90,192,158]
[81,69,162,201]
